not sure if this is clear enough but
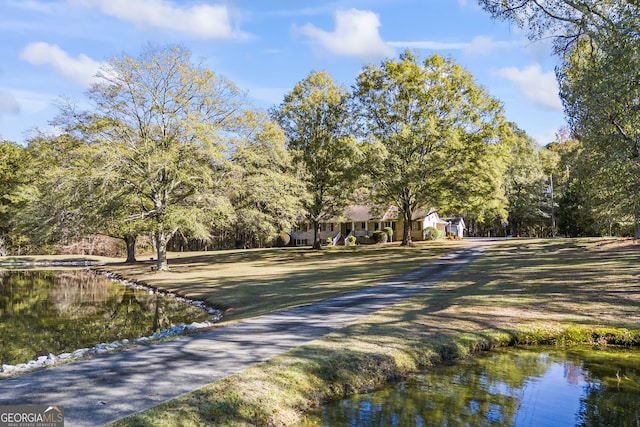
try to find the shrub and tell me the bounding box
[276,232,291,247]
[372,230,388,243]
[424,227,439,241]
[346,235,357,246]
[383,227,393,242]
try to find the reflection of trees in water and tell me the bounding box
[316,351,549,426]
[52,270,113,314]
[572,348,640,427]
[0,270,209,365]
[106,288,170,335]
[315,349,640,427]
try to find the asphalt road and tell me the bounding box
[0,241,493,426]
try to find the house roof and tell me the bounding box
[443,217,466,228]
[341,205,438,222]
[342,205,378,222]
[296,205,455,223]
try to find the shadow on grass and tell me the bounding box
[105,243,459,321]
[392,238,640,333]
[110,238,640,427]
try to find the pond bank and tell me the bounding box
[0,244,488,427]
[0,268,222,374]
[111,238,640,426]
[112,324,640,427]
[302,345,640,426]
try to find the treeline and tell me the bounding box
[0,37,636,269]
[479,0,640,238]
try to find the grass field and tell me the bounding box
[107,237,640,426]
[100,241,462,321]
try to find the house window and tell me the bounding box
[361,222,366,229]
[330,223,334,232]
[321,223,327,232]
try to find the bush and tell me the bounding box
[424,227,440,241]
[372,230,388,243]
[383,227,393,242]
[346,235,357,246]
[276,232,291,247]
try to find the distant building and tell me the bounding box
[290,205,464,246]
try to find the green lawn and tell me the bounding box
[111,238,640,427]
[102,241,462,321]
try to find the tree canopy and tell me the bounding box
[8,35,632,258]
[354,51,507,244]
[64,44,247,269]
[227,110,303,249]
[479,0,640,237]
[271,70,362,249]
[0,140,31,255]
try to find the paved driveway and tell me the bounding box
[0,241,493,426]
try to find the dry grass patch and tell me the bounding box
[103,242,461,320]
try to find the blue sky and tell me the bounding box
[0,0,566,146]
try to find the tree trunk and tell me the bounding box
[401,209,412,246]
[312,219,322,250]
[124,234,137,263]
[154,230,170,271]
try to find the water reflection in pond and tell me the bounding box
[304,347,640,427]
[0,270,211,365]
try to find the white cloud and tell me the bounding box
[534,127,561,145]
[497,64,563,111]
[247,86,289,108]
[70,0,234,39]
[0,89,20,114]
[0,87,57,144]
[389,35,520,55]
[464,36,521,55]
[299,9,395,59]
[8,0,58,13]
[11,88,53,114]
[19,42,103,87]
[388,40,468,50]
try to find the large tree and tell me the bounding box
[558,35,640,236]
[227,110,303,248]
[14,132,152,262]
[68,44,245,270]
[478,0,640,237]
[477,0,632,52]
[0,140,31,255]
[13,135,93,252]
[354,51,506,245]
[502,125,557,237]
[271,70,362,249]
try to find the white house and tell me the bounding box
[444,217,466,238]
[289,205,464,245]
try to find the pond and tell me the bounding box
[304,346,640,427]
[0,269,213,365]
